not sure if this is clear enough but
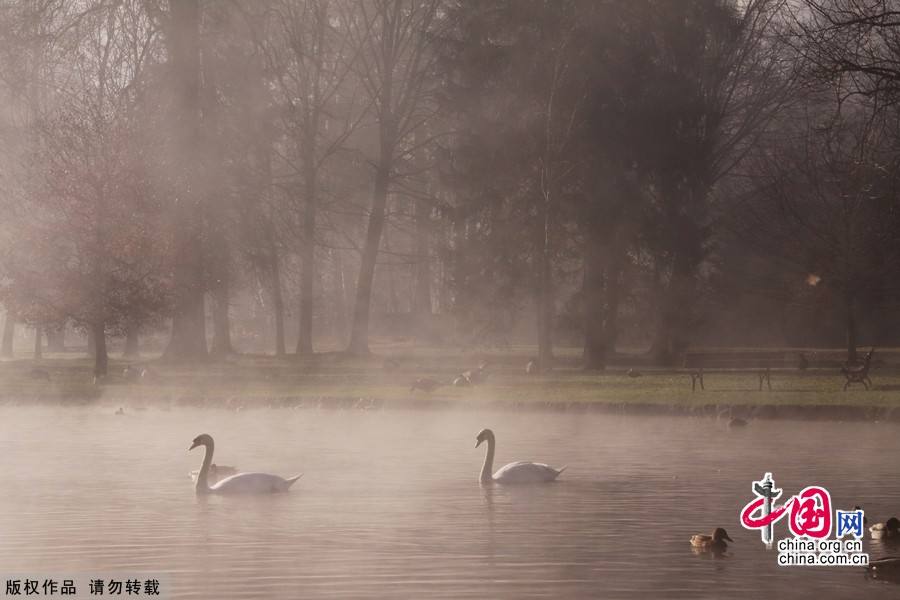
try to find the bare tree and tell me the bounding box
[625,0,798,364]
[341,0,441,355]
[732,92,900,360]
[254,0,368,355]
[795,0,900,102]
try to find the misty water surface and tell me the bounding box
[1,406,899,599]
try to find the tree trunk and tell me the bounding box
[272,253,286,357]
[604,242,624,353]
[331,249,349,346]
[1,310,16,357]
[164,0,207,361]
[412,141,431,319]
[650,269,677,366]
[384,227,400,314]
[47,327,65,352]
[450,207,467,316]
[348,162,391,355]
[166,287,207,359]
[296,154,316,355]
[536,276,553,369]
[33,326,42,360]
[650,256,693,366]
[582,236,609,370]
[211,280,233,356]
[413,200,431,317]
[648,263,671,364]
[93,321,108,377]
[536,197,553,370]
[123,325,140,358]
[845,293,858,362]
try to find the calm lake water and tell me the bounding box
[1,405,899,599]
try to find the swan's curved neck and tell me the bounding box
[480,436,495,483]
[196,441,214,494]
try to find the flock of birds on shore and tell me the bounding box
[408,360,491,392]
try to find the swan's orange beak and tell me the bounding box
[475,438,483,448]
[189,441,199,450]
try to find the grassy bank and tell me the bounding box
[1,344,899,412]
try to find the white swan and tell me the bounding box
[475,428,566,484]
[189,434,302,495]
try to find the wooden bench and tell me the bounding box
[841,348,874,391]
[681,350,803,392]
[685,367,772,391]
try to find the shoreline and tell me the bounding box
[2,392,900,422]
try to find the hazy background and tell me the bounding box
[0,0,898,370]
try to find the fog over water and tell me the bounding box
[1,406,898,599]
[3,1,900,598]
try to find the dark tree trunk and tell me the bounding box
[845,293,858,362]
[583,236,613,370]
[93,322,108,377]
[33,326,42,360]
[166,287,207,359]
[648,263,672,365]
[450,207,467,315]
[272,253,286,357]
[331,249,349,346]
[123,325,140,358]
[605,261,623,352]
[297,153,316,355]
[412,140,431,319]
[413,197,431,317]
[164,0,207,361]
[47,327,65,352]
[384,227,400,314]
[650,256,693,367]
[650,274,676,366]
[211,280,233,356]
[536,282,553,369]
[1,310,16,357]
[348,162,391,355]
[536,199,553,370]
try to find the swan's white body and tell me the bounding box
[209,471,302,494]
[190,434,301,495]
[476,429,566,484]
[491,460,566,484]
